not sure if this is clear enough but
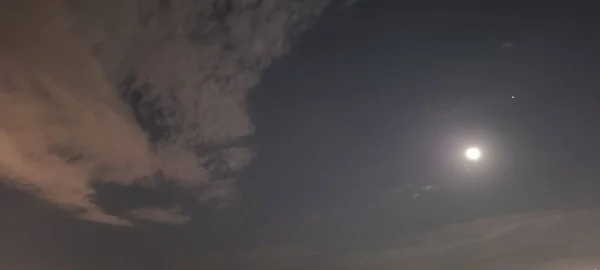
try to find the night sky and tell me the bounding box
[3,1,600,269]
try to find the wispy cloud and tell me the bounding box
[198,208,600,269]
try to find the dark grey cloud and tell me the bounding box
[0,0,328,225]
[128,206,191,224]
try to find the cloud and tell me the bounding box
[196,208,600,269]
[342,209,600,269]
[0,0,329,224]
[360,208,600,269]
[128,206,191,225]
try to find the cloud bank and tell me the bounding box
[196,208,600,269]
[0,0,328,225]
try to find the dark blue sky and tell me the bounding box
[242,0,600,249]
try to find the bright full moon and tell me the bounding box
[465,147,482,161]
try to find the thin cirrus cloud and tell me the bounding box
[347,208,600,269]
[196,208,600,269]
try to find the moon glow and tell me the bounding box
[465,147,482,161]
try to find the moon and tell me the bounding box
[465,147,482,161]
